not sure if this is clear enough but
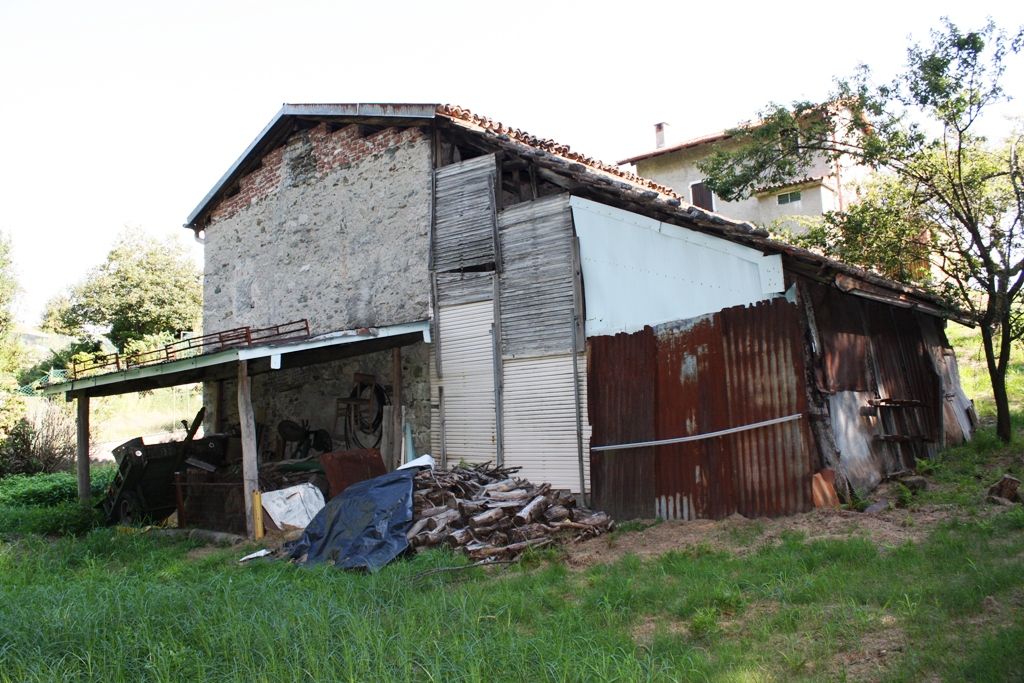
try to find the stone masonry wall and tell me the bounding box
[211,343,433,457]
[200,122,434,454]
[203,123,432,335]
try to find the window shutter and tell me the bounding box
[691,182,714,210]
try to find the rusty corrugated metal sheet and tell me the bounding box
[654,315,733,520]
[588,297,815,520]
[719,298,813,517]
[865,303,942,467]
[803,278,946,491]
[807,283,872,392]
[587,329,657,520]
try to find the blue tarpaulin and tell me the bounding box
[284,467,420,571]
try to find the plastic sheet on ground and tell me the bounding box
[398,454,435,471]
[261,483,325,530]
[284,468,420,571]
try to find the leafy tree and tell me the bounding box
[38,294,75,336]
[0,233,24,437]
[699,19,1024,442]
[55,233,202,350]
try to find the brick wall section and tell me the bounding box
[210,147,285,223]
[209,124,425,224]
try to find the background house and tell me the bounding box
[619,122,869,232]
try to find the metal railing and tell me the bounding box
[69,320,311,380]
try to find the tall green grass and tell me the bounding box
[1,510,1022,682]
[946,322,1024,424]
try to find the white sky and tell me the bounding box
[2,0,1022,326]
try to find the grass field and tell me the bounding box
[0,326,1020,682]
[92,384,202,445]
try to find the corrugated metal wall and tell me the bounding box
[587,328,657,520]
[918,315,976,444]
[589,296,815,520]
[801,278,971,494]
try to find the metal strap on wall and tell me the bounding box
[591,413,803,452]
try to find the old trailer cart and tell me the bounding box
[102,409,227,524]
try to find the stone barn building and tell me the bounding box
[46,103,976,533]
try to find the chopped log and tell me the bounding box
[555,490,576,507]
[511,523,553,541]
[427,509,461,530]
[514,495,549,525]
[457,499,486,516]
[420,505,450,518]
[485,489,531,502]
[425,528,448,545]
[406,517,430,540]
[543,505,570,523]
[468,537,552,560]
[575,511,611,528]
[448,528,474,546]
[470,519,513,536]
[988,474,1021,502]
[482,500,528,509]
[482,478,518,492]
[469,507,506,528]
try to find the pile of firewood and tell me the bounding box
[407,463,613,560]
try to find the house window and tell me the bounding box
[690,182,715,211]
[777,191,802,205]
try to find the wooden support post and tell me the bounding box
[237,361,259,539]
[76,394,90,505]
[391,347,403,470]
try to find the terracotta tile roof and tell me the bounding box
[617,129,736,165]
[437,104,682,200]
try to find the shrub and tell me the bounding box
[0,399,79,477]
[0,468,116,507]
[0,418,35,475]
[0,502,102,536]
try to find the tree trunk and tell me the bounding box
[981,321,1013,443]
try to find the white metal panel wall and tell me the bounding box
[570,196,785,337]
[432,300,497,465]
[502,353,590,493]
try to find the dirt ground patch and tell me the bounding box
[565,505,960,570]
[832,621,908,683]
[631,614,690,647]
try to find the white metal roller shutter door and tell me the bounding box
[502,353,590,492]
[434,300,497,465]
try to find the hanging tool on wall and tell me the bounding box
[333,373,391,449]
